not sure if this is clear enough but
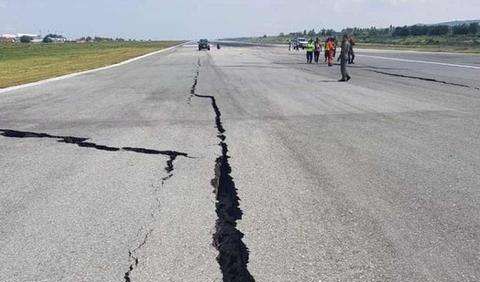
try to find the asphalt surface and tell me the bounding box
[1,44,479,282]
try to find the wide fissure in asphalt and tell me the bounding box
[190,59,255,282]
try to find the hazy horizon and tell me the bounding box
[1,0,479,40]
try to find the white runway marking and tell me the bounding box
[358,54,480,70]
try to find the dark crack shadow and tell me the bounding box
[0,128,190,281]
[370,70,480,90]
[190,58,255,282]
[211,142,254,282]
[0,129,189,175]
[122,147,190,184]
[124,229,153,282]
[187,58,201,104]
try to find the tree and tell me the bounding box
[43,34,65,43]
[392,26,410,37]
[468,23,479,34]
[452,24,469,35]
[429,25,450,36]
[325,29,334,36]
[410,25,428,36]
[20,35,33,43]
[94,36,114,42]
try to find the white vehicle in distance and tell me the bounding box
[295,38,308,49]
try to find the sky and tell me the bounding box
[0,0,479,40]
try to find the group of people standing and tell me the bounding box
[301,35,355,82]
[305,38,325,64]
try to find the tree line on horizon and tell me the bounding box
[274,22,479,39]
[346,23,479,37]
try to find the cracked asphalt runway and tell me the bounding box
[1,44,479,282]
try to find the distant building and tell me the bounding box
[17,33,40,38]
[0,33,16,43]
[32,37,44,43]
[1,32,68,44]
[1,33,44,43]
[17,33,43,42]
[51,37,66,43]
[75,36,93,43]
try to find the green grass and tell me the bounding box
[355,34,480,53]
[355,43,480,54]
[0,41,183,88]
[228,34,480,53]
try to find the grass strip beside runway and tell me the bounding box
[355,43,480,54]
[0,41,182,88]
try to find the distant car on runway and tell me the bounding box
[198,39,210,51]
[295,38,308,49]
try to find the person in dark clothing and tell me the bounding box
[339,34,351,82]
[348,37,355,64]
[314,38,321,63]
[324,40,329,62]
[332,38,337,58]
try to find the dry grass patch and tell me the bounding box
[0,41,183,88]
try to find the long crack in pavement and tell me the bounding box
[190,58,255,282]
[0,129,189,176]
[370,70,480,90]
[0,128,188,281]
[124,229,153,282]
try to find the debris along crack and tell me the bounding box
[190,60,255,282]
[124,229,153,282]
[370,70,480,90]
